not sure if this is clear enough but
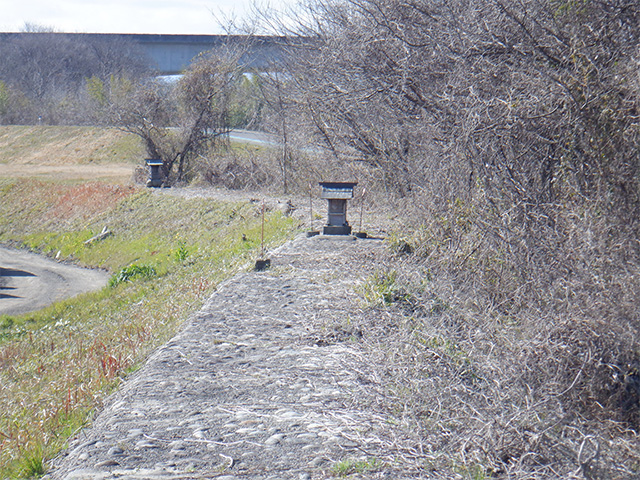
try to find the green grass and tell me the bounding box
[332,457,383,477]
[108,264,157,287]
[453,462,488,480]
[0,178,301,478]
[359,269,413,307]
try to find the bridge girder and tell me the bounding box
[0,32,289,75]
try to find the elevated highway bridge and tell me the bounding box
[0,33,289,75]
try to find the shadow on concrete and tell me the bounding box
[0,267,36,278]
[0,293,21,299]
[1,268,33,299]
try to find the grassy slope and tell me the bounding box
[0,126,144,166]
[0,128,301,478]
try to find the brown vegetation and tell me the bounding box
[251,0,640,476]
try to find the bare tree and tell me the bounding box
[0,30,149,124]
[254,70,294,193]
[111,47,245,183]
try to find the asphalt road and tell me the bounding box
[0,247,109,316]
[227,129,279,146]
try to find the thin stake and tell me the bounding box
[309,182,313,230]
[359,187,366,233]
[261,199,265,259]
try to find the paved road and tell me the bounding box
[0,246,109,316]
[227,130,279,146]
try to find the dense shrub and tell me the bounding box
[272,0,640,475]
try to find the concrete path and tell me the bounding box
[45,234,424,480]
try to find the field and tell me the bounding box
[0,126,144,182]
[0,127,301,478]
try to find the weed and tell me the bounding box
[0,315,14,329]
[332,457,382,477]
[454,463,486,480]
[18,442,46,478]
[360,270,412,307]
[173,241,189,262]
[108,264,157,288]
[386,232,413,255]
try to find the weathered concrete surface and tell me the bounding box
[45,234,425,480]
[0,247,109,316]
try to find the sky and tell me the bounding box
[0,0,290,35]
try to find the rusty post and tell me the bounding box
[359,187,366,233]
[309,182,313,230]
[254,199,271,270]
[261,199,265,259]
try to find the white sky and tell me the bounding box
[0,0,291,35]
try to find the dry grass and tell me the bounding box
[344,194,640,478]
[0,126,144,166]
[0,126,145,183]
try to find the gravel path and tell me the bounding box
[45,233,422,480]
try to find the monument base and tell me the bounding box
[322,225,352,235]
[254,259,271,271]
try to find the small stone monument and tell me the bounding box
[319,182,357,235]
[145,159,164,188]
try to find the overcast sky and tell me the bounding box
[0,0,290,35]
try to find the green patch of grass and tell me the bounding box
[359,269,413,307]
[18,442,46,479]
[0,179,301,478]
[385,232,414,255]
[0,315,15,330]
[108,264,157,287]
[332,457,383,477]
[454,462,488,480]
